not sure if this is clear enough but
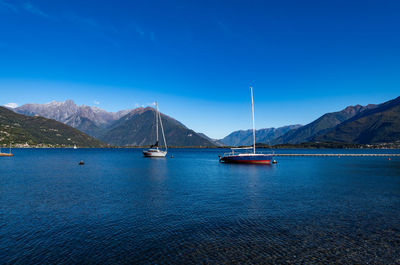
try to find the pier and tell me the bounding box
[274,153,400,157]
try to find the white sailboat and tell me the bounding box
[143,102,168,157]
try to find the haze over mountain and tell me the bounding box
[221,125,302,146]
[100,107,215,147]
[314,96,400,144]
[0,107,105,147]
[15,100,132,137]
[272,104,377,145]
[197,133,225,147]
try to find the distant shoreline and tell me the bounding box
[2,145,400,150]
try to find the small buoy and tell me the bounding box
[272,160,277,164]
[79,160,84,165]
[388,157,391,161]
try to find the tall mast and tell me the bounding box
[250,86,256,154]
[158,105,168,152]
[155,102,159,146]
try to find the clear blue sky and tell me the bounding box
[1,0,399,138]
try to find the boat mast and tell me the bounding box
[155,102,159,148]
[9,143,11,154]
[250,86,256,154]
[158,104,168,152]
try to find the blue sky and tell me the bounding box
[0,0,399,138]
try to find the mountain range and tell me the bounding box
[221,96,400,146]
[271,104,377,145]
[313,96,400,144]
[221,125,302,146]
[13,100,216,147]
[0,106,105,147]
[5,96,400,147]
[15,100,132,137]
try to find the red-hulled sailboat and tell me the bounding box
[219,87,274,164]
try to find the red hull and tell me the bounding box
[220,154,273,164]
[226,160,271,164]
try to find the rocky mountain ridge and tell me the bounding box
[0,106,105,147]
[12,100,216,147]
[15,100,132,137]
[313,96,400,144]
[271,104,377,145]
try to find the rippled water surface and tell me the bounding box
[1,148,400,264]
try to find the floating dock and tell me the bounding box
[274,154,400,157]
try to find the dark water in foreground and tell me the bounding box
[1,148,400,264]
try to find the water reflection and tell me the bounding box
[1,148,400,264]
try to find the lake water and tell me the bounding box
[1,148,400,264]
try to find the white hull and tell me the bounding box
[142,102,168,158]
[143,150,167,157]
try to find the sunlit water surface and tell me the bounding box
[1,148,400,264]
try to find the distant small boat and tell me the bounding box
[219,87,274,164]
[73,144,77,149]
[143,102,168,158]
[0,143,13,157]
